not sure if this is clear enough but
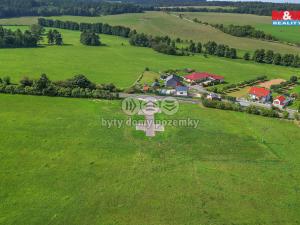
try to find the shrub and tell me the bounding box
[283,111,289,119]
[3,76,11,85]
[0,74,119,100]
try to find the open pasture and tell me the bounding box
[0,25,299,88]
[47,12,300,54]
[0,94,300,225]
[178,12,300,45]
[1,12,299,54]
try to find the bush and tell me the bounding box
[0,74,119,100]
[290,75,298,83]
[3,76,11,85]
[294,112,300,121]
[283,111,289,119]
[20,77,33,87]
[202,99,279,119]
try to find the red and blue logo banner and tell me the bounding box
[272,11,300,26]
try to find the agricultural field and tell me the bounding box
[0,25,299,88]
[1,12,299,54]
[1,94,300,225]
[178,12,300,45]
[1,4,300,224]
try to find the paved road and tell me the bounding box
[236,98,272,109]
[119,93,201,104]
[236,98,298,119]
[189,84,208,94]
[120,93,298,119]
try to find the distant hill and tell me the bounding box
[119,0,207,6]
[0,0,143,18]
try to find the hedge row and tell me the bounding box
[202,98,280,118]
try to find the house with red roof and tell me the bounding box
[184,72,224,84]
[273,95,291,109]
[248,86,272,103]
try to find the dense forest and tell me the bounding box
[149,1,300,16]
[0,26,38,48]
[0,0,143,18]
[2,0,300,18]
[121,0,206,6]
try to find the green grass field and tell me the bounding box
[1,10,300,225]
[178,12,300,45]
[1,12,299,54]
[0,25,299,88]
[0,94,300,225]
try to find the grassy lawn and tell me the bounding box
[1,12,299,54]
[228,86,250,98]
[139,71,160,84]
[288,85,300,110]
[0,94,300,225]
[0,25,299,88]
[178,12,300,45]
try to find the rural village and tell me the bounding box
[133,69,300,119]
[1,0,300,224]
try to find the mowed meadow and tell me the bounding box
[1,12,299,54]
[0,94,300,225]
[0,24,299,88]
[179,12,300,45]
[0,12,300,225]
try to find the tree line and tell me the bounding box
[38,18,132,38]
[38,18,300,68]
[129,33,181,56]
[0,0,144,18]
[39,18,182,55]
[208,76,267,94]
[249,49,300,68]
[152,1,300,16]
[0,26,38,48]
[37,18,238,58]
[204,22,277,41]
[202,97,282,119]
[270,76,298,94]
[203,41,237,59]
[0,74,119,100]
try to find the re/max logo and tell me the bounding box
[272,10,300,26]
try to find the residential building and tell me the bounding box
[273,95,291,109]
[207,93,221,101]
[175,86,188,97]
[248,86,272,103]
[165,75,183,88]
[184,72,224,83]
